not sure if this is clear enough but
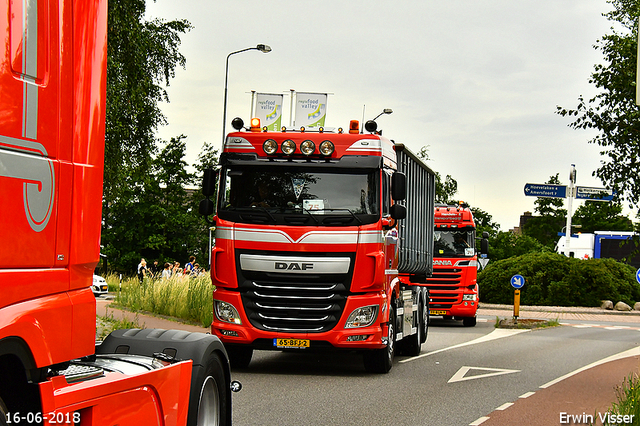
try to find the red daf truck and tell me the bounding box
[200,118,435,373]
[0,1,235,425]
[422,203,488,327]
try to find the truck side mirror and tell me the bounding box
[480,237,489,256]
[390,203,406,220]
[199,198,214,217]
[202,168,219,197]
[392,172,406,201]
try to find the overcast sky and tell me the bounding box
[144,0,621,230]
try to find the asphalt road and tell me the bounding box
[229,316,640,426]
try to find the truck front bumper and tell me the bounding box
[211,288,389,350]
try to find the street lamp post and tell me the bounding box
[222,44,272,144]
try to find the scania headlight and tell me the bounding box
[215,300,242,324]
[281,139,296,155]
[462,294,477,301]
[345,305,378,328]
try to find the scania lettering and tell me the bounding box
[0,2,236,425]
[200,118,436,373]
[420,203,489,327]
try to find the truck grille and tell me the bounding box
[424,267,462,308]
[236,251,353,333]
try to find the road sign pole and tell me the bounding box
[514,289,520,323]
[564,164,576,258]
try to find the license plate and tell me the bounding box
[430,310,448,316]
[274,338,310,349]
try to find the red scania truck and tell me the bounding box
[0,1,234,425]
[422,203,488,327]
[200,118,435,373]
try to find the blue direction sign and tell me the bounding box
[575,186,614,201]
[636,268,640,285]
[511,275,525,289]
[524,183,567,198]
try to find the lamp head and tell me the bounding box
[257,44,272,53]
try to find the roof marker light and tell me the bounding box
[250,118,261,132]
[281,139,296,155]
[349,120,360,134]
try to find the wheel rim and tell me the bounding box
[197,376,220,426]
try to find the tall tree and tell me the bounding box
[102,0,192,270]
[572,201,634,233]
[556,0,640,209]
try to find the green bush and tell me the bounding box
[478,252,640,307]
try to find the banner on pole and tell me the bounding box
[254,93,283,131]
[295,92,327,128]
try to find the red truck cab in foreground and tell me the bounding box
[0,1,234,424]
[200,118,436,373]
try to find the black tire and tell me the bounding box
[188,352,228,426]
[421,294,430,344]
[463,316,477,327]
[225,345,253,369]
[0,396,8,426]
[363,304,395,374]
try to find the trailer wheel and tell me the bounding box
[225,345,253,369]
[363,305,395,374]
[421,294,430,344]
[463,316,477,327]
[189,352,228,426]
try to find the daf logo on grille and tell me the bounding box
[275,262,314,271]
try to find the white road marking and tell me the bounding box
[401,328,529,363]
[448,366,520,383]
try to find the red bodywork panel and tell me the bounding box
[0,1,193,424]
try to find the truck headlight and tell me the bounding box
[215,300,242,324]
[345,305,378,328]
[462,294,477,301]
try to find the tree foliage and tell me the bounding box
[556,0,640,209]
[103,0,195,271]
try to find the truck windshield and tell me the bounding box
[218,167,379,226]
[434,230,475,257]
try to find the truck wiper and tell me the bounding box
[316,208,363,225]
[228,206,277,222]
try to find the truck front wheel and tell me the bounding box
[189,352,228,426]
[363,305,395,374]
[225,345,253,369]
[463,316,477,327]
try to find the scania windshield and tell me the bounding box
[217,167,379,226]
[434,229,476,257]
